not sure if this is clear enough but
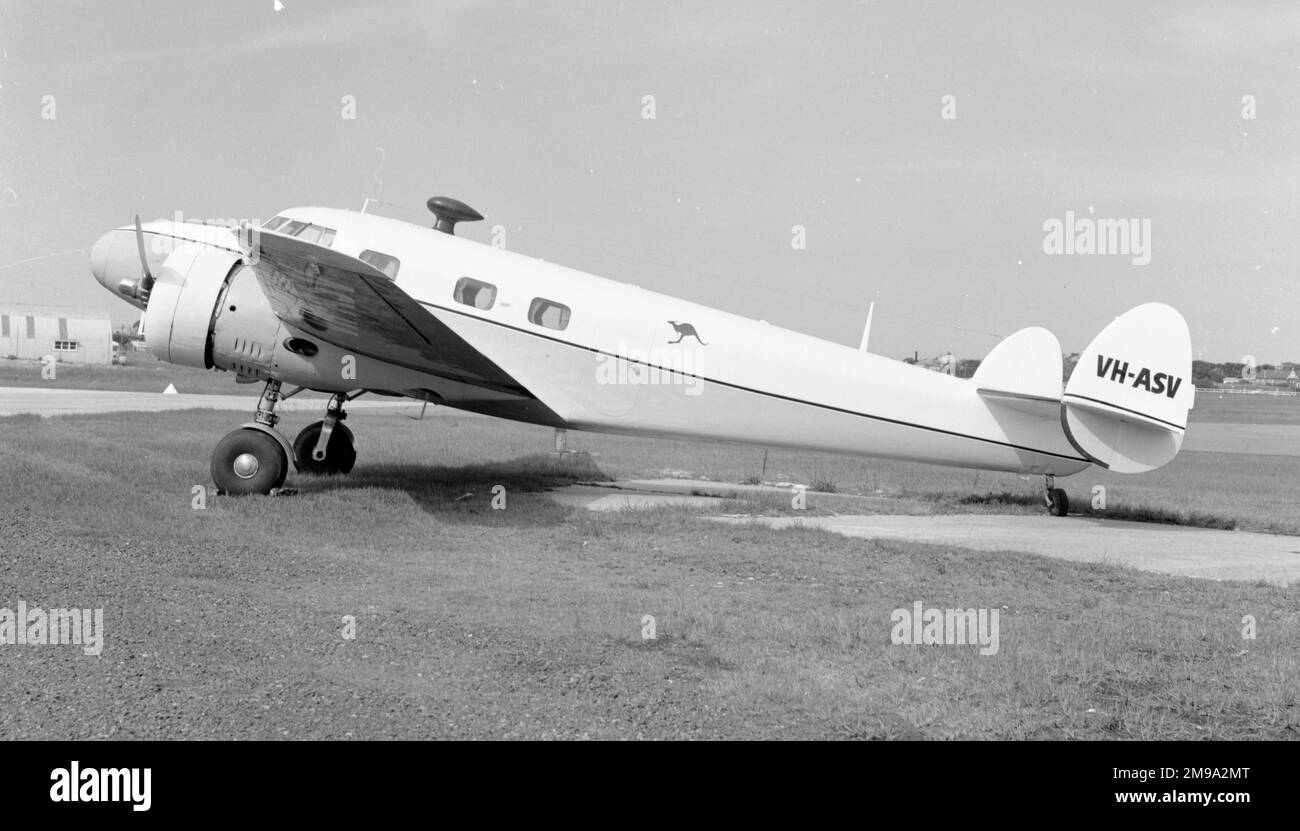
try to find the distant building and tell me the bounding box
[0,303,113,364]
[1221,366,1299,390]
[1257,368,1299,388]
[913,352,958,375]
[956,358,981,379]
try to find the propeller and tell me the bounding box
[133,214,155,300]
[116,215,156,302]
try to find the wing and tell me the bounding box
[251,231,518,390]
[248,230,563,424]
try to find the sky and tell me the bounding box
[1,0,1297,362]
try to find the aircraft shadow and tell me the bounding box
[290,452,611,526]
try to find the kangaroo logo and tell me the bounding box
[667,321,708,345]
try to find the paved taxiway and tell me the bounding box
[715,514,1300,587]
[559,479,1300,587]
[551,478,929,511]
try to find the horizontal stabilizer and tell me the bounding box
[1062,303,1194,473]
[973,327,1063,418]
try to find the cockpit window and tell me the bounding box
[271,222,339,246]
[296,224,324,244]
[358,250,400,279]
[528,298,571,331]
[262,216,289,231]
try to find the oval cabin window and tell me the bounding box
[528,298,570,331]
[453,277,497,310]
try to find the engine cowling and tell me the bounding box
[208,261,303,382]
[143,242,305,383]
[143,244,243,367]
[143,241,441,394]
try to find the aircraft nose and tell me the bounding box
[89,230,114,289]
[89,227,140,297]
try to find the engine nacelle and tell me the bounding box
[208,263,355,387]
[143,241,435,394]
[144,244,242,367]
[144,242,317,382]
[144,243,339,385]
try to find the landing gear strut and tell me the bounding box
[211,380,292,496]
[1043,474,1069,517]
[292,393,357,475]
[210,383,361,494]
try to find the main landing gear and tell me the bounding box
[291,393,356,475]
[1043,475,1069,517]
[210,381,359,496]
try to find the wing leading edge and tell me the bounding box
[248,230,565,424]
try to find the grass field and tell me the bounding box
[1,408,1296,739]
[2,363,1280,531]
[1188,391,1300,425]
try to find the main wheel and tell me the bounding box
[1047,488,1069,517]
[211,428,288,495]
[292,421,356,475]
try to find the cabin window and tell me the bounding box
[528,298,570,331]
[453,277,497,310]
[358,250,400,279]
[262,216,289,231]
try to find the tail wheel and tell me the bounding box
[1047,488,1069,517]
[292,421,356,475]
[212,428,288,495]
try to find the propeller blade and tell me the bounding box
[133,214,155,292]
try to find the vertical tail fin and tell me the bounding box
[1061,303,1194,473]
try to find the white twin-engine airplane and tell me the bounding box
[89,196,1195,514]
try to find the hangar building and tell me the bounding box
[0,303,114,364]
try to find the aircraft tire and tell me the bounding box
[212,428,289,495]
[292,421,356,475]
[1047,488,1069,517]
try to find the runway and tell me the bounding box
[0,386,445,417]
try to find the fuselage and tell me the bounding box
[92,207,1092,477]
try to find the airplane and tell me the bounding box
[89,196,1195,515]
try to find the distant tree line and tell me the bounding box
[1191,360,1296,387]
[941,355,1295,386]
